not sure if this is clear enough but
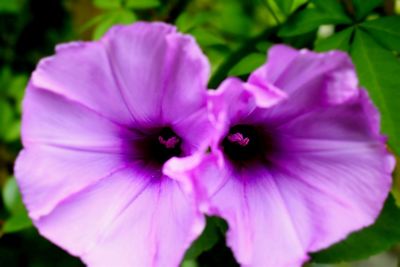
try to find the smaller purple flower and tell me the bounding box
[166,45,395,267]
[15,22,213,266]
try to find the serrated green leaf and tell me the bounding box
[228,53,266,76]
[350,29,400,155]
[93,10,136,40]
[311,195,400,263]
[279,8,352,37]
[125,0,160,9]
[184,217,223,260]
[361,16,400,52]
[353,0,383,20]
[93,0,121,9]
[315,27,353,52]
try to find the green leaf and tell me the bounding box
[393,155,400,207]
[0,0,24,13]
[279,8,352,37]
[0,99,13,140]
[176,12,210,33]
[353,0,383,20]
[2,178,32,234]
[93,10,137,40]
[184,217,224,260]
[3,212,32,233]
[228,53,266,76]
[3,120,20,142]
[191,28,226,47]
[350,29,400,155]
[361,16,400,52]
[274,0,294,15]
[312,195,400,263]
[180,259,198,267]
[256,41,273,53]
[314,27,353,52]
[125,0,160,9]
[93,0,121,9]
[3,177,24,213]
[311,0,349,17]
[3,74,28,110]
[212,2,252,37]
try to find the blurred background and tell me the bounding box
[1,0,400,266]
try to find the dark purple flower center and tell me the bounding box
[222,124,275,164]
[133,127,182,167]
[153,127,182,164]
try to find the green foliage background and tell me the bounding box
[0,0,400,266]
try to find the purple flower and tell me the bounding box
[15,22,213,266]
[166,45,395,267]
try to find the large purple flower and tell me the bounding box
[15,22,212,266]
[166,45,395,267]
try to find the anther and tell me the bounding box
[227,133,250,147]
[158,136,180,149]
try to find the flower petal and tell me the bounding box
[249,45,298,85]
[186,144,392,266]
[267,139,393,254]
[15,146,127,220]
[248,45,359,125]
[102,22,210,124]
[172,107,213,155]
[31,22,210,126]
[208,77,286,136]
[22,83,136,151]
[209,165,309,267]
[35,169,204,267]
[31,39,134,125]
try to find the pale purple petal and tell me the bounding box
[248,45,359,126]
[269,139,393,253]
[207,77,286,136]
[102,22,210,124]
[209,164,309,267]
[15,146,126,220]
[249,45,298,85]
[35,168,204,267]
[21,84,136,150]
[31,40,134,125]
[172,107,214,155]
[31,22,210,127]
[16,82,140,220]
